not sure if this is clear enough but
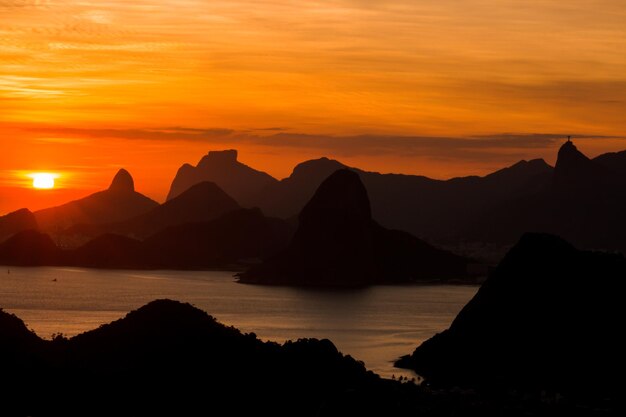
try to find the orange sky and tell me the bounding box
[2,1,626,214]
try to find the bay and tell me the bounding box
[0,266,477,379]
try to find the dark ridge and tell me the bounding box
[0,208,38,242]
[553,140,612,190]
[239,169,472,286]
[141,208,293,269]
[119,181,241,238]
[0,230,63,266]
[396,233,624,404]
[166,149,278,205]
[0,300,403,416]
[71,234,144,268]
[34,169,158,233]
[1,209,293,269]
[593,149,626,178]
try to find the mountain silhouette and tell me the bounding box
[396,233,624,403]
[239,169,471,286]
[60,180,242,243]
[34,169,158,233]
[593,149,626,179]
[465,139,626,253]
[0,208,38,242]
[117,181,241,239]
[0,230,63,266]
[552,139,614,191]
[1,299,616,415]
[163,143,626,258]
[256,157,348,218]
[0,208,293,269]
[167,149,278,205]
[0,299,425,416]
[141,208,292,269]
[256,157,553,238]
[108,168,135,192]
[71,234,144,269]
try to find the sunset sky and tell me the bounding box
[2,0,626,214]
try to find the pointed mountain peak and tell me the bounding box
[553,139,612,190]
[109,169,135,193]
[556,138,589,167]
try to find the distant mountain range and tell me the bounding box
[0,208,292,270]
[166,140,626,257]
[0,169,471,285]
[1,138,624,270]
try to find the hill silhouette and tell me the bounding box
[141,208,292,269]
[593,149,626,179]
[465,140,626,253]
[0,299,411,416]
[0,230,63,266]
[34,169,158,234]
[115,181,241,239]
[396,233,624,404]
[166,149,278,205]
[1,299,615,415]
[254,157,553,245]
[0,208,38,242]
[58,180,241,244]
[239,169,471,286]
[0,209,293,269]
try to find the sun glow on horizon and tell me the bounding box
[29,173,59,190]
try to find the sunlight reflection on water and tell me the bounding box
[0,266,476,379]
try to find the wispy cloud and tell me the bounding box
[23,125,624,161]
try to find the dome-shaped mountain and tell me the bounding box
[34,169,158,232]
[108,168,135,193]
[239,169,471,286]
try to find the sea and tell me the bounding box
[0,266,477,379]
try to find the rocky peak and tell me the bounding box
[198,150,239,169]
[109,169,135,193]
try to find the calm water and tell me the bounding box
[0,267,476,379]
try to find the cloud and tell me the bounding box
[0,1,46,7]
[23,125,624,162]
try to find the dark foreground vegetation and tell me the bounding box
[0,295,618,416]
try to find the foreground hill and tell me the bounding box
[1,299,614,415]
[0,299,392,415]
[396,233,624,406]
[34,169,158,233]
[239,170,473,286]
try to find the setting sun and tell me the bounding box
[30,173,58,190]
